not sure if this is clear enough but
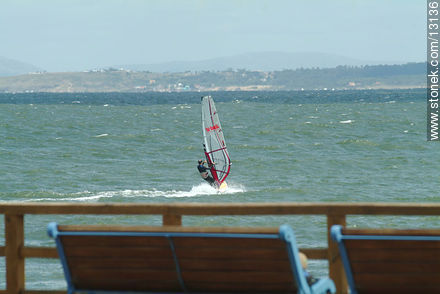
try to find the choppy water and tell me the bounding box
[0,89,438,289]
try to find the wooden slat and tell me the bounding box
[58,225,280,234]
[351,265,440,288]
[64,246,173,258]
[351,262,440,274]
[181,271,294,283]
[354,286,440,294]
[181,260,291,275]
[5,214,25,293]
[354,272,440,285]
[2,201,440,216]
[72,268,178,281]
[21,247,58,258]
[327,214,347,294]
[186,282,295,293]
[179,247,291,272]
[343,228,440,235]
[347,248,440,261]
[23,291,66,294]
[18,246,327,260]
[300,248,327,259]
[178,258,291,271]
[59,234,285,248]
[74,279,181,292]
[345,239,440,249]
[68,257,176,270]
[60,235,169,246]
[162,213,182,225]
[175,247,287,259]
[173,236,285,248]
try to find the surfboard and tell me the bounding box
[201,96,231,190]
[218,181,228,192]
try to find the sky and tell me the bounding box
[1,0,426,72]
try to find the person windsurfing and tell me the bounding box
[197,159,217,187]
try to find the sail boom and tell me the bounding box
[206,147,227,154]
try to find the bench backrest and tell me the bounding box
[331,225,440,294]
[48,223,312,294]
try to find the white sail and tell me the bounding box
[201,96,231,185]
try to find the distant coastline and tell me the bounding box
[0,62,425,93]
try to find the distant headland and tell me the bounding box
[0,62,424,93]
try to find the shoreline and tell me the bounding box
[0,63,426,93]
[0,85,427,94]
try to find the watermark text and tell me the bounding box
[428,0,440,140]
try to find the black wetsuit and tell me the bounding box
[197,163,216,186]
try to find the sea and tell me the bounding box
[0,89,438,289]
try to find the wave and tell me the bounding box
[94,133,109,138]
[24,183,246,202]
[337,138,379,146]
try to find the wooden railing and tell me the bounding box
[2,202,440,294]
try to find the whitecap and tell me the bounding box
[94,133,108,137]
[339,120,354,124]
[26,184,246,202]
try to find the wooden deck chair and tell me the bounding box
[331,225,440,294]
[48,223,335,294]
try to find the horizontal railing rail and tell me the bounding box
[2,202,440,294]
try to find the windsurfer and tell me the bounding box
[197,159,216,187]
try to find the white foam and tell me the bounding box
[339,120,354,124]
[28,183,246,202]
[94,133,108,137]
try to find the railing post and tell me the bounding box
[5,214,25,294]
[327,214,347,294]
[162,214,182,226]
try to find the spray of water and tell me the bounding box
[27,183,246,201]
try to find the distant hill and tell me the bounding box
[0,57,42,77]
[0,62,425,93]
[115,51,401,73]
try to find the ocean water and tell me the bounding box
[0,89,438,289]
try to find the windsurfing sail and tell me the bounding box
[201,96,231,186]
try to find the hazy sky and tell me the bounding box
[1,0,425,72]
